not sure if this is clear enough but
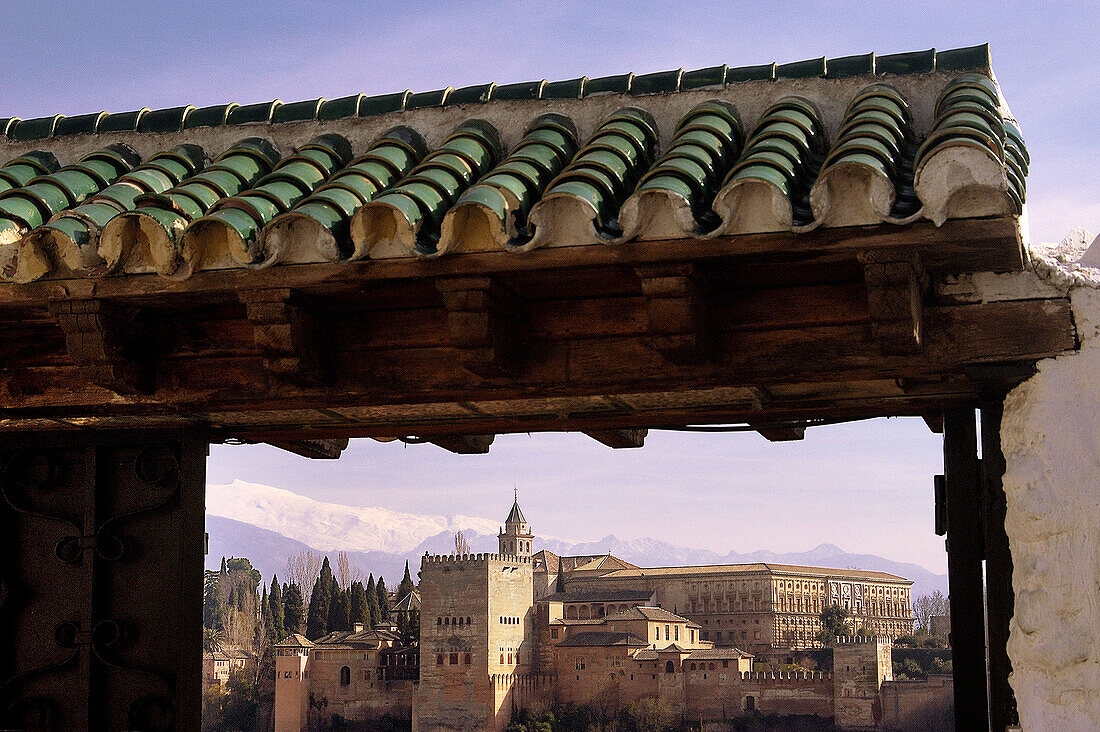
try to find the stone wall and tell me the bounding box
[999,241,1100,730]
[880,676,953,731]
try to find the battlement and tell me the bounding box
[740,671,832,682]
[421,552,534,565]
[835,635,892,645]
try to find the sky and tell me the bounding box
[7,1,1098,574]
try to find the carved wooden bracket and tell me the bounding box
[264,438,348,459]
[49,299,152,394]
[858,250,927,355]
[436,276,522,378]
[635,263,711,364]
[582,428,648,449]
[239,289,327,387]
[429,434,495,454]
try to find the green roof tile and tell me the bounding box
[100,108,150,133]
[405,88,452,110]
[140,106,195,133]
[726,63,776,83]
[319,94,365,120]
[584,72,633,96]
[360,91,411,116]
[877,48,936,75]
[682,65,728,91]
[936,43,992,73]
[273,98,325,124]
[493,80,546,101]
[543,77,586,99]
[227,100,283,125]
[827,53,876,78]
[11,115,64,141]
[446,83,496,106]
[777,57,827,79]
[630,69,683,95]
[184,103,237,129]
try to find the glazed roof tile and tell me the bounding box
[0,44,1025,284]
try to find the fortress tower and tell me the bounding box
[498,491,534,557]
[414,498,536,732]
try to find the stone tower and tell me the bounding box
[498,491,533,557]
[833,635,892,730]
[414,552,534,732]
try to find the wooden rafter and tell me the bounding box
[239,288,327,387]
[635,262,710,365]
[859,249,927,355]
[48,298,151,394]
[436,275,522,378]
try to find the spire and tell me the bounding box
[506,498,526,525]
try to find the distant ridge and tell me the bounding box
[205,481,948,598]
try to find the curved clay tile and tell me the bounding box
[258,126,427,267]
[618,100,743,241]
[810,83,918,227]
[97,138,279,278]
[20,144,208,279]
[349,119,501,259]
[437,113,577,254]
[525,107,658,250]
[0,143,140,282]
[708,96,826,235]
[181,134,351,275]
[915,73,1026,225]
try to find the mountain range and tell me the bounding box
[205,480,948,599]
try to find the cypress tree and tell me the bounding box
[283,583,305,635]
[220,556,227,576]
[349,581,369,629]
[305,573,331,639]
[397,561,415,599]
[365,575,378,626]
[269,575,285,640]
[261,586,275,643]
[376,576,389,621]
[329,587,351,632]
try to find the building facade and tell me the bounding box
[276,497,928,731]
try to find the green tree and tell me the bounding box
[268,575,285,640]
[397,561,415,599]
[816,603,852,645]
[329,586,351,633]
[376,576,389,621]
[398,607,420,647]
[365,575,378,626]
[283,583,305,636]
[306,560,334,640]
[349,581,369,629]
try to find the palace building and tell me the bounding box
[275,496,928,731]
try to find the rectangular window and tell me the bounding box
[550,628,559,639]
[674,626,679,641]
[575,658,586,670]
[665,625,670,640]
[436,654,444,665]
[449,653,459,665]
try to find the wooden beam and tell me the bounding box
[635,262,710,365]
[264,437,349,459]
[239,288,327,387]
[428,434,495,454]
[943,407,990,731]
[582,428,647,448]
[859,249,926,355]
[48,298,152,394]
[436,276,522,378]
[921,411,944,433]
[981,398,1019,730]
[751,424,806,441]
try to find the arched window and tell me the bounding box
[690,663,696,671]
[444,617,449,625]
[340,666,351,686]
[464,653,471,665]
[466,616,471,625]
[437,617,442,625]
[664,661,675,674]
[745,696,756,711]
[566,606,578,620]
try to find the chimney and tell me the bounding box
[353,622,364,633]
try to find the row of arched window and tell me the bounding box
[499,615,520,624]
[437,616,473,626]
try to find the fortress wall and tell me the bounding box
[880,676,953,731]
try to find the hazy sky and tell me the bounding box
[8,1,1098,574]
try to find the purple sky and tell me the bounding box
[9,1,1098,573]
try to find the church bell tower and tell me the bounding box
[498,490,534,557]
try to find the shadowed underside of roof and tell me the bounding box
[0,44,1027,285]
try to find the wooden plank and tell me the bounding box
[943,407,990,731]
[264,437,349,460]
[582,428,647,448]
[981,399,1019,731]
[0,218,1025,309]
[859,250,925,355]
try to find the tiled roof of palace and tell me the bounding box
[275,633,314,648]
[540,588,655,603]
[685,648,754,660]
[606,606,698,626]
[556,631,650,648]
[0,44,1026,284]
[597,563,911,583]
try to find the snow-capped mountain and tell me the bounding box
[206,480,500,554]
[204,481,948,599]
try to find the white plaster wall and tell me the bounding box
[997,231,1100,730]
